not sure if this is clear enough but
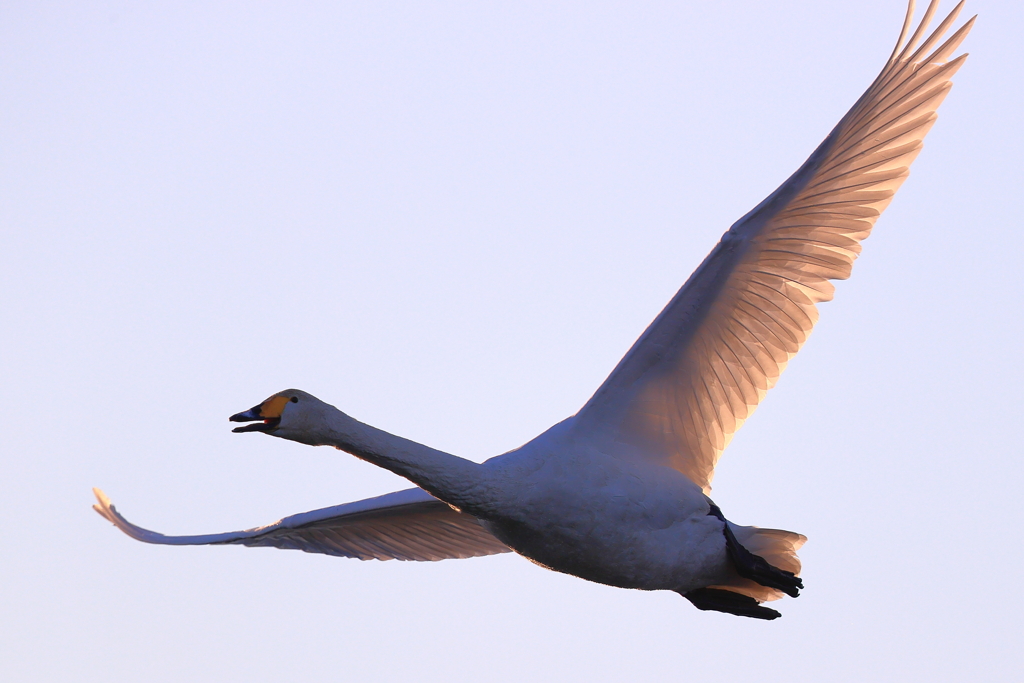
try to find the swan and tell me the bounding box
[93,0,973,620]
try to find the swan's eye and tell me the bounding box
[291,396,299,403]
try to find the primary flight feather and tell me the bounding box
[95,0,972,620]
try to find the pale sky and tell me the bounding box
[2,1,1022,681]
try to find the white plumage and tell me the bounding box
[95,0,973,619]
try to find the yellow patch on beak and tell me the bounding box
[260,395,291,419]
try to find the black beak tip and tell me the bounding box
[229,406,262,423]
[229,404,278,434]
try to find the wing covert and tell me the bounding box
[574,0,973,493]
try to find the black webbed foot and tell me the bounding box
[683,587,781,620]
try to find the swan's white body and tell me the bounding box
[472,419,726,592]
[94,1,973,619]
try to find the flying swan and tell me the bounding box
[94,0,973,619]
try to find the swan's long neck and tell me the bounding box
[311,406,498,517]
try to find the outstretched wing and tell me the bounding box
[93,487,511,561]
[574,0,973,493]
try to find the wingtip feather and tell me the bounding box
[92,487,116,523]
[91,487,168,543]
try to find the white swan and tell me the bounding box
[94,0,973,620]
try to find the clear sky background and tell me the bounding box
[2,1,1021,681]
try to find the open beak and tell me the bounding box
[229,405,279,433]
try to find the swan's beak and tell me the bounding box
[230,405,278,433]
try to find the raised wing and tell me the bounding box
[93,487,511,561]
[574,0,973,493]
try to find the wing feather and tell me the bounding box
[93,487,510,562]
[574,1,972,492]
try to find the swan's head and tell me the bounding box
[229,389,335,445]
